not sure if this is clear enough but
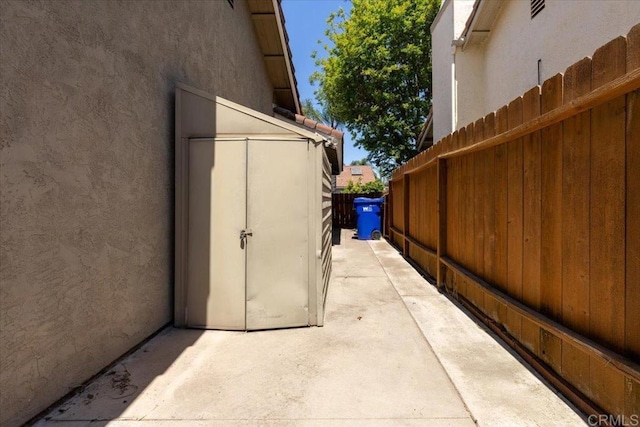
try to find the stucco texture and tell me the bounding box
[0,1,273,425]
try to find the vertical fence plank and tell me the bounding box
[522,86,542,355]
[561,57,592,394]
[464,124,475,274]
[494,108,508,294]
[437,159,447,290]
[506,98,524,339]
[458,127,468,271]
[561,57,592,336]
[626,24,640,363]
[467,122,483,309]
[473,118,486,282]
[403,174,410,255]
[484,113,506,323]
[447,138,459,262]
[540,68,565,372]
[590,37,627,354]
[392,179,404,248]
[483,113,497,287]
[590,36,627,415]
[540,73,564,324]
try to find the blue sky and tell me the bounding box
[281,0,368,166]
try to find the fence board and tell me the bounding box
[473,119,485,282]
[561,57,591,336]
[446,156,457,261]
[494,108,508,295]
[467,123,483,309]
[540,73,563,321]
[522,86,542,355]
[458,127,469,270]
[484,114,505,322]
[590,37,626,354]
[387,26,640,419]
[437,159,447,288]
[483,114,497,287]
[561,57,592,393]
[626,25,640,362]
[627,89,640,360]
[506,98,524,339]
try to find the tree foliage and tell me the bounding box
[311,0,440,177]
[349,158,369,166]
[342,177,385,195]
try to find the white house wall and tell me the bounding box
[432,0,455,143]
[431,0,476,142]
[432,0,640,140]
[481,0,640,118]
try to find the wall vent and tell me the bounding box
[531,0,545,19]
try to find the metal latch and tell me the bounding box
[240,229,253,249]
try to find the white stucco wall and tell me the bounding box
[432,0,640,141]
[454,44,485,132]
[431,0,476,141]
[432,0,455,143]
[481,0,640,117]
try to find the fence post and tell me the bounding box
[384,186,393,242]
[437,158,447,291]
[403,173,410,255]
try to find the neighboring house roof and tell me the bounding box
[274,106,344,174]
[335,165,376,189]
[248,0,301,114]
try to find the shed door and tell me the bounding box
[187,138,247,330]
[246,139,309,330]
[186,138,309,330]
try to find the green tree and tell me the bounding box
[311,0,440,177]
[349,158,369,166]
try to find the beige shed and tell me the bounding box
[174,84,338,331]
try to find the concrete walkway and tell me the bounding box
[37,230,583,426]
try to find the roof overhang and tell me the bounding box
[417,107,434,152]
[248,0,301,114]
[460,0,505,49]
[274,106,344,175]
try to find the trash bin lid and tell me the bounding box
[354,197,384,205]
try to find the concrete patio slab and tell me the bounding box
[36,229,584,426]
[36,230,475,426]
[369,239,585,426]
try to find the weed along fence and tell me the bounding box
[386,26,640,419]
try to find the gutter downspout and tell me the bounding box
[452,38,465,134]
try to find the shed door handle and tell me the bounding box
[240,229,253,249]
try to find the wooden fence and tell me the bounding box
[386,26,639,419]
[332,193,382,228]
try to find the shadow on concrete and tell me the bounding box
[35,328,204,425]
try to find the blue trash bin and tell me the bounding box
[353,197,384,240]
